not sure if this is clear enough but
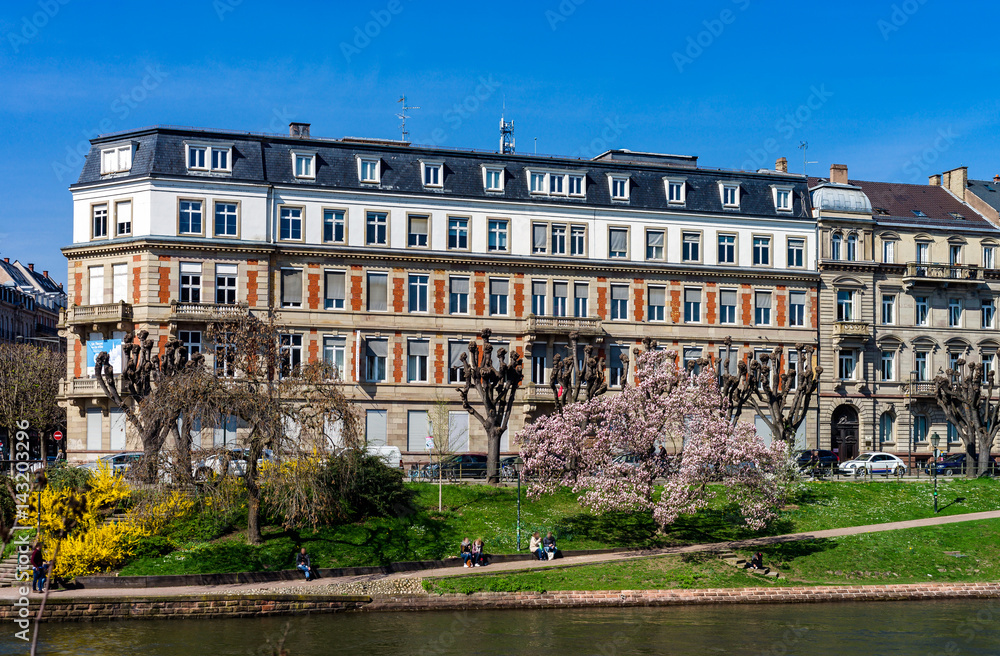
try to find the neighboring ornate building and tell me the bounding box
[59,123,820,462]
[812,165,1000,466]
[0,257,66,349]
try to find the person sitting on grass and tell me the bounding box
[542,532,558,559]
[529,531,544,560]
[744,552,764,570]
[296,547,314,581]
[460,537,473,567]
[471,538,485,567]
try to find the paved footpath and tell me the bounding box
[4,509,1000,601]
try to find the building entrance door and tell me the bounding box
[832,405,860,461]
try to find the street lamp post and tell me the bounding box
[513,456,524,551]
[931,432,940,513]
[909,370,918,475]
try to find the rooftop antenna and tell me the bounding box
[397,95,419,142]
[500,97,515,154]
[799,141,817,176]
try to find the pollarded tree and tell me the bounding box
[548,331,624,412]
[933,359,999,478]
[458,328,524,485]
[519,348,787,531]
[719,336,821,444]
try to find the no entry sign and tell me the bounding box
[53,430,63,441]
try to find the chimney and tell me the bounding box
[27,263,33,272]
[830,164,849,185]
[42,270,48,278]
[3,258,8,263]
[942,166,967,199]
[775,157,788,173]
[929,174,941,186]
[994,174,1000,184]
[289,122,311,138]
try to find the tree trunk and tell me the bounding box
[977,430,991,478]
[486,426,501,486]
[966,441,978,479]
[245,440,264,545]
[138,420,167,484]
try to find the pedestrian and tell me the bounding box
[30,542,47,593]
[295,547,314,581]
[460,537,473,567]
[529,531,544,560]
[542,532,558,559]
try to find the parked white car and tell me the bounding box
[839,452,907,477]
[193,448,274,481]
[366,445,401,469]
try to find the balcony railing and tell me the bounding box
[525,315,602,335]
[65,302,132,325]
[903,262,982,283]
[170,301,246,322]
[908,381,937,398]
[522,384,556,403]
[832,321,872,338]
[62,377,112,398]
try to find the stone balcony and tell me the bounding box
[903,262,983,288]
[522,383,556,404]
[169,301,246,322]
[63,302,132,328]
[61,376,113,399]
[907,381,937,398]
[524,315,602,336]
[832,321,872,343]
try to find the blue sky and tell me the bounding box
[1,0,999,280]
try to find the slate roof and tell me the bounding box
[967,179,1000,214]
[73,127,814,222]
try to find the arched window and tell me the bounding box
[879,412,895,445]
[846,233,858,261]
[831,233,842,260]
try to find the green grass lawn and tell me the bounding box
[118,478,1000,577]
[424,517,1000,594]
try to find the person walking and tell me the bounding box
[30,543,47,593]
[296,547,314,581]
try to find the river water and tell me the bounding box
[4,599,999,655]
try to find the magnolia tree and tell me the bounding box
[518,348,787,531]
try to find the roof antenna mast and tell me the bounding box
[500,97,515,154]
[799,141,817,176]
[397,95,419,142]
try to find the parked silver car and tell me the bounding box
[81,451,144,475]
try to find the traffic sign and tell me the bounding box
[425,436,434,450]
[53,430,63,441]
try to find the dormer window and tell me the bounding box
[610,175,630,201]
[774,186,792,211]
[421,161,442,187]
[188,146,207,169]
[100,144,132,175]
[550,174,564,195]
[530,171,546,193]
[568,175,584,196]
[912,209,927,217]
[211,148,229,171]
[293,151,317,179]
[359,157,380,183]
[186,143,233,173]
[721,183,740,208]
[665,178,686,204]
[484,167,504,191]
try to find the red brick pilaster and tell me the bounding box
[307,329,319,363]
[433,271,446,315]
[392,269,405,313]
[350,265,363,312]
[741,284,752,325]
[596,277,608,319]
[513,273,525,318]
[157,256,171,304]
[633,279,645,323]
[810,291,818,329]
[776,284,787,327]
[434,341,445,384]
[669,286,681,323]
[73,340,82,378]
[73,270,83,306]
[307,264,321,310]
[706,282,717,324]
[473,272,486,316]
[392,333,404,383]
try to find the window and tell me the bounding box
[609,228,628,259]
[323,209,345,243]
[983,299,996,329]
[407,340,429,382]
[570,225,586,256]
[549,174,564,194]
[324,270,345,310]
[179,200,203,234]
[488,219,508,252]
[408,275,429,313]
[180,263,202,303]
[530,172,546,193]
[101,145,132,174]
[448,217,469,249]
[718,234,735,264]
[179,330,201,355]
[574,282,589,317]
[667,179,685,203]
[838,350,856,380]
[950,244,962,265]
[449,277,469,314]
[984,354,996,384]
[610,176,629,200]
[789,291,806,327]
[753,236,771,265]
[485,168,503,191]
[115,200,132,236]
[568,175,584,196]
[210,147,230,171]
[323,336,346,379]
[279,206,302,241]
[718,346,739,377]
[607,345,626,388]
[646,230,664,260]
[775,188,791,211]
[531,344,547,385]
[552,281,568,317]
[365,339,387,382]
[917,242,929,263]
[214,202,238,237]
[916,296,929,326]
[846,233,858,261]
[682,232,700,262]
[882,294,896,325]
[280,268,302,308]
[359,158,379,183]
[408,215,429,247]
[422,163,442,187]
[786,350,799,390]
[915,351,928,381]
[216,264,238,305]
[88,266,104,305]
[879,413,895,444]
[985,246,996,269]
[720,289,738,325]
[366,211,388,245]
[880,350,895,381]
[883,239,895,264]
[610,284,628,321]
[366,409,387,446]
[684,288,701,323]
[294,153,316,179]
[367,273,388,312]
[448,341,467,383]
[551,224,566,255]
[531,280,546,316]
[949,298,963,327]
[214,335,235,377]
[92,204,108,238]
[647,286,666,322]
[489,278,508,316]
[913,415,928,443]
[683,346,703,374]
[112,263,127,303]
[836,290,855,322]
[532,223,548,254]
[754,291,772,325]
[722,184,739,207]
[949,352,961,376]
[831,233,843,261]
[787,238,804,268]
[187,145,206,169]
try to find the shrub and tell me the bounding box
[131,534,176,561]
[45,463,93,491]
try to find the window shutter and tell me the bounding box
[325,271,345,301]
[648,287,666,306]
[721,289,738,306]
[553,282,568,298]
[611,285,628,301]
[647,231,664,247]
[685,288,700,304]
[790,291,805,305]
[281,269,302,305]
[756,292,772,308]
[490,279,508,296]
[410,215,428,236]
[368,274,388,311]
[609,229,628,253]
[366,338,388,358]
[574,283,588,299]
[490,342,510,369]
[449,341,466,368]
[532,280,546,296]
[450,277,469,294]
[533,224,547,250]
[408,340,429,357]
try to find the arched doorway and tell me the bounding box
[831,405,860,461]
